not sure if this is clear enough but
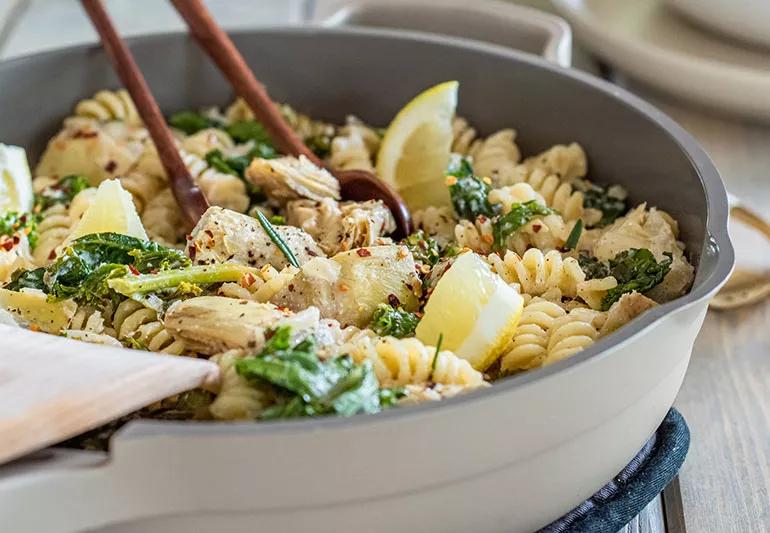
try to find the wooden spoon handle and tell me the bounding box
[169,0,321,166]
[81,0,209,225]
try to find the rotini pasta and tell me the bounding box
[522,142,587,182]
[140,187,189,246]
[74,89,141,126]
[412,206,457,246]
[343,335,485,388]
[32,186,96,265]
[217,264,298,303]
[112,299,186,354]
[500,297,566,372]
[209,350,272,420]
[545,308,604,364]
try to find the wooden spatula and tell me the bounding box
[0,325,218,465]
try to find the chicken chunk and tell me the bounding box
[286,198,395,255]
[187,206,324,269]
[272,245,421,328]
[164,296,320,355]
[245,155,340,205]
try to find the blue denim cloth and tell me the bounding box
[538,408,689,533]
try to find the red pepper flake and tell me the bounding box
[1,239,13,251]
[12,235,20,245]
[104,160,117,173]
[356,248,372,257]
[188,245,197,261]
[204,229,214,238]
[532,224,542,233]
[72,130,98,139]
[48,249,57,260]
[387,294,401,307]
[128,264,140,276]
[240,272,257,288]
[28,324,41,332]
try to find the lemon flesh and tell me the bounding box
[416,252,523,371]
[68,179,148,241]
[376,81,458,210]
[0,144,33,215]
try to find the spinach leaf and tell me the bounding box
[204,148,270,203]
[33,175,91,212]
[168,111,223,135]
[446,155,498,220]
[492,200,554,251]
[601,248,672,310]
[370,303,420,338]
[236,326,386,419]
[225,120,273,147]
[5,267,46,291]
[583,183,628,227]
[578,252,611,280]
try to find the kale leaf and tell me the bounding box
[33,175,91,212]
[370,303,420,338]
[0,211,38,248]
[204,148,269,203]
[225,120,274,148]
[403,230,441,267]
[5,267,46,291]
[492,200,554,251]
[578,252,611,280]
[583,183,628,227]
[446,155,498,220]
[236,326,386,419]
[601,249,672,310]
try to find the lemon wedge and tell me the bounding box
[0,144,33,215]
[0,288,76,333]
[68,179,148,241]
[416,252,523,371]
[376,81,458,210]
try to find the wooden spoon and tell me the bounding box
[0,326,218,466]
[81,0,209,225]
[168,0,412,237]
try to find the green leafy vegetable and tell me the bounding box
[446,155,498,220]
[601,249,672,310]
[403,230,441,267]
[0,211,38,248]
[168,111,223,135]
[578,253,610,280]
[583,183,628,227]
[254,209,300,268]
[5,267,46,291]
[492,200,555,251]
[33,174,91,213]
[107,263,258,296]
[205,149,268,204]
[268,214,286,225]
[564,219,583,251]
[370,303,420,338]
[305,134,332,159]
[236,326,385,419]
[225,120,273,146]
[378,387,406,408]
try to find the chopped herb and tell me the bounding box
[492,200,554,251]
[431,333,444,378]
[254,209,299,268]
[583,183,628,227]
[564,219,583,251]
[225,120,273,147]
[370,303,420,338]
[33,175,91,212]
[378,387,406,408]
[403,230,441,267]
[123,337,149,351]
[446,154,475,179]
[600,249,673,310]
[268,214,286,226]
[168,111,223,135]
[236,326,385,419]
[0,211,38,248]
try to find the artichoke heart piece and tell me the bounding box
[187,207,324,270]
[245,155,341,205]
[272,245,421,328]
[286,198,396,255]
[164,296,320,356]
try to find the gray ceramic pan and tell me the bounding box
[0,28,733,533]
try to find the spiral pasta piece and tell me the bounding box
[412,206,457,246]
[180,128,234,159]
[454,216,494,254]
[329,128,375,172]
[468,129,521,179]
[181,150,249,213]
[343,335,484,388]
[119,170,166,214]
[140,188,190,246]
[488,182,545,213]
[112,299,186,354]
[217,265,298,303]
[74,89,141,126]
[209,350,272,420]
[545,308,603,364]
[500,297,566,372]
[33,187,97,265]
[487,249,583,300]
[522,142,587,182]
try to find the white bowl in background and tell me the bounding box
[666,0,770,48]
